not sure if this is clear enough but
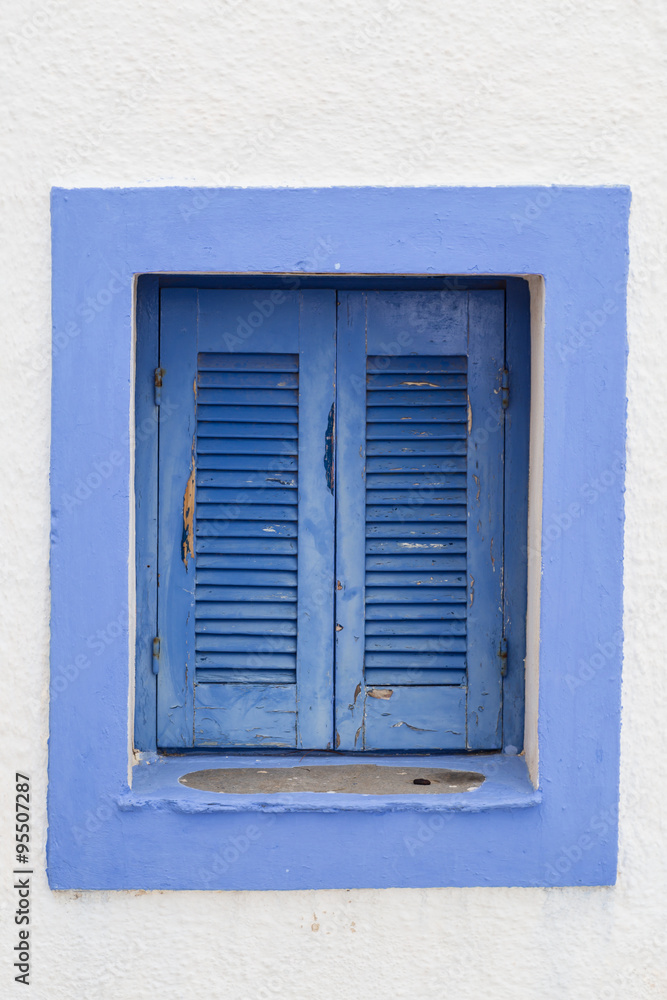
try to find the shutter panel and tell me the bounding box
[157,289,336,749]
[335,291,505,750]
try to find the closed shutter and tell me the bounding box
[335,291,505,750]
[157,289,336,748]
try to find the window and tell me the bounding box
[149,286,522,752]
[49,185,628,889]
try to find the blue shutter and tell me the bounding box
[157,289,336,748]
[335,291,505,750]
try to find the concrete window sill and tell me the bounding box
[119,752,540,815]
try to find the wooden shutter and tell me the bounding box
[335,291,505,750]
[157,289,336,748]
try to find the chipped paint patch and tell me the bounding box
[368,688,393,700]
[181,436,195,567]
[391,721,436,732]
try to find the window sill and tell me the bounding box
[119,752,540,815]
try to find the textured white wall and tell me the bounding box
[1,1,666,997]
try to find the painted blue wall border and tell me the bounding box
[49,186,629,889]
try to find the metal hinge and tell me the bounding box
[152,636,161,675]
[499,635,508,677]
[154,367,165,406]
[501,368,509,409]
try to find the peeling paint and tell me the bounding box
[181,436,195,567]
[391,721,435,732]
[467,400,472,435]
[368,688,393,699]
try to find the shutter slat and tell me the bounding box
[366,389,465,405]
[365,587,467,603]
[196,634,297,651]
[366,539,466,553]
[195,669,295,684]
[365,668,466,686]
[367,438,466,456]
[195,652,296,669]
[366,504,467,521]
[367,405,466,421]
[365,635,466,651]
[367,489,465,504]
[197,441,298,457]
[365,620,467,636]
[196,504,298,520]
[197,471,298,487]
[197,421,298,439]
[196,569,298,587]
[365,652,466,668]
[365,372,466,389]
[365,571,466,587]
[367,458,466,472]
[196,602,298,619]
[366,522,467,538]
[197,520,298,537]
[198,353,298,371]
[366,603,467,620]
[196,586,297,602]
[367,356,467,373]
[198,488,297,504]
[367,419,467,436]
[196,618,297,635]
[198,370,299,388]
[196,536,297,554]
[197,387,298,405]
[365,554,466,570]
[197,553,297,570]
[198,404,299,422]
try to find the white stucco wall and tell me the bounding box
[2,1,666,996]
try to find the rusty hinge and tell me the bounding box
[152,636,161,675]
[154,367,165,406]
[501,367,509,409]
[499,635,508,677]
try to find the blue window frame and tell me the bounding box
[145,284,525,752]
[49,186,628,889]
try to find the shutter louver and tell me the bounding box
[364,356,468,689]
[195,354,300,688]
